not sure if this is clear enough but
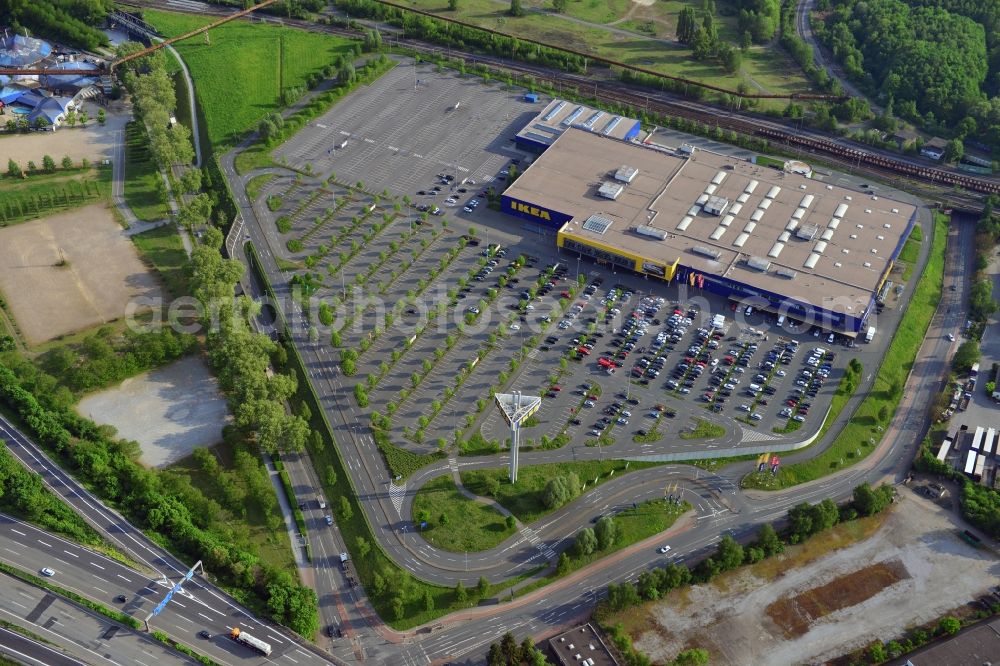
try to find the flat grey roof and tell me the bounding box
[506,129,917,314]
[516,98,639,145]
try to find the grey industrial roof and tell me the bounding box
[505,128,917,314]
[517,98,639,145]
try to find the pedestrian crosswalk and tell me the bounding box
[740,427,781,443]
[520,524,556,561]
[389,481,406,517]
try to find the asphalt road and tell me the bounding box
[0,626,83,666]
[0,572,192,666]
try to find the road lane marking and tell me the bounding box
[62,550,78,558]
[3,548,19,555]
[116,574,131,582]
[10,529,25,537]
[197,612,213,621]
[93,586,108,594]
[37,541,51,548]
[90,562,105,570]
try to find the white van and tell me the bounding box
[776,315,785,327]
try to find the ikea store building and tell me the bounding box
[501,127,918,336]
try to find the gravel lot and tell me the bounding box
[0,203,163,344]
[627,492,997,664]
[77,356,230,468]
[0,103,130,167]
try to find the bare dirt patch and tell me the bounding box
[0,203,163,344]
[77,356,231,468]
[619,494,1000,664]
[765,559,910,638]
[0,103,130,167]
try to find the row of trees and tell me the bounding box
[36,328,197,395]
[6,154,83,178]
[116,42,194,170]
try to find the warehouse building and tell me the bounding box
[515,98,641,153]
[502,128,918,335]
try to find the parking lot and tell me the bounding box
[250,64,913,463]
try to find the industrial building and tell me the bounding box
[547,624,618,666]
[938,424,1000,488]
[515,98,641,153]
[502,128,917,335]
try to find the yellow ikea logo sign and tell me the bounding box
[510,200,551,221]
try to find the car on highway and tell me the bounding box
[198,630,212,639]
[40,567,55,577]
[658,545,672,554]
[115,594,127,603]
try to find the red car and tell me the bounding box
[560,291,571,299]
[551,385,562,391]
[577,346,591,356]
[598,358,613,368]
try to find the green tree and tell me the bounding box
[454,581,467,602]
[448,0,458,8]
[672,648,710,666]
[7,159,22,178]
[953,341,981,372]
[423,590,434,612]
[677,6,697,43]
[943,138,964,164]
[575,527,598,556]
[61,155,73,169]
[477,575,489,597]
[509,0,524,16]
[97,108,106,124]
[42,155,56,173]
[595,515,617,550]
[716,535,744,571]
[755,523,784,556]
[552,0,567,11]
[391,596,404,620]
[938,615,961,635]
[339,495,353,521]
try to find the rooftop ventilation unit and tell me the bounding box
[696,194,710,205]
[733,232,749,248]
[768,243,785,258]
[795,224,819,241]
[758,198,772,210]
[791,207,806,220]
[688,205,702,216]
[776,267,797,279]
[581,214,613,234]
[751,209,765,222]
[598,181,624,200]
[745,180,759,194]
[785,220,799,232]
[692,245,722,260]
[804,253,821,269]
[828,218,841,229]
[820,229,834,241]
[766,185,781,200]
[704,196,730,216]
[633,224,667,240]
[864,261,872,268]
[747,255,771,272]
[813,240,828,254]
[676,216,693,231]
[704,184,718,196]
[614,165,638,183]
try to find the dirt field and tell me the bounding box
[77,356,231,468]
[0,103,130,167]
[621,494,999,665]
[0,203,164,344]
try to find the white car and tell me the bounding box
[40,567,55,577]
[583,400,595,408]
[658,545,672,554]
[509,323,521,331]
[947,333,955,341]
[466,306,480,315]
[445,197,458,205]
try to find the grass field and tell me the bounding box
[123,122,167,223]
[744,214,946,490]
[516,498,690,597]
[246,173,278,202]
[679,418,726,440]
[0,167,109,227]
[411,476,516,552]
[400,0,812,107]
[461,460,659,525]
[131,225,190,297]
[144,9,355,149]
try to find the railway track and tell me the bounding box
[120,0,1000,203]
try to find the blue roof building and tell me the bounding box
[0,33,53,68]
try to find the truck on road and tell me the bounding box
[230,627,272,656]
